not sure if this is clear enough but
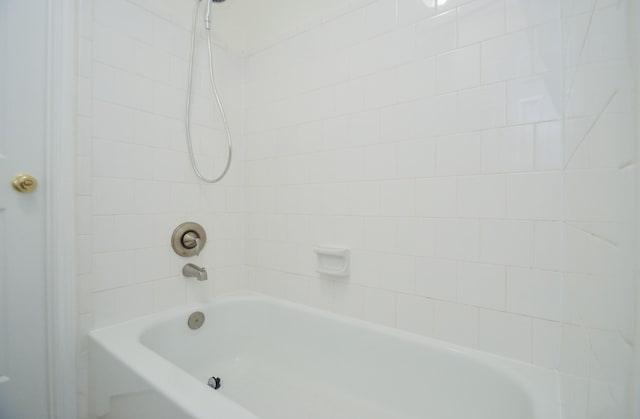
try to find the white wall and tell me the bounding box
[241,0,638,418]
[75,0,638,418]
[243,0,564,365]
[75,0,245,416]
[560,0,637,418]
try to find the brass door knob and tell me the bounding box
[12,174,38,193]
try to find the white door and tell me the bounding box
[0,0,52,417]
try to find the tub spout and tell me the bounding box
[182,263,208,281]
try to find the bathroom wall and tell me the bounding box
[243,0,566,368]
[559,0,638,418]
[75,0,245,416]
[241,4,639,418]
[74,0,639,418]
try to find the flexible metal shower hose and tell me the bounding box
[185,0,233,183]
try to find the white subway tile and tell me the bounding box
[363,217,397,253]
[506,267,563,320]
[479,309,532,361]
[532,319,561,369]
[480,220,534,266]
[362,287,397,327]
[397,218,437,256]
[135,247,172,283]
[437,0,475,11]
[333,283,365,318]
[435,219,480,261]
[563,223,621,276]
[565,169,627,223]
[380,101,419,142]
[92,290,117,328]
[507,75,562,124]
[482,125,535,173]
[457,262,506,310]
[350,26,415,78]
[322,116,350,150]
[349,182,382,215]
[349,110,381,146]
[380,180,415,216]
[458,0,505,46]
[533,221,562,271]
[415,10,457,58]
[152,17,190,59]
[507,172,562,220]
[534,121,563,170]
[482,30,533,83]
[362,0,399,39]
[93,24,136,71]
[153,277,187,312]
[416,257,457,301]
[505,0,561,32]
[396,58,437,101]
[335,79,366,115]
[396,294,435,337]
[398,139,437,178]
[565,274,635,335]
[93,63,153,111]
[458,84,507,131]
[91,251,136,291]
[436,133,482,176]
[533,20,562,74]
[363,143,398,179]
[94,0,154,44]
[457,175,506,218]
[92,178,135,215]
[379,254,416,293]
[415,177,457,217]
[115,283,154,322]
[363,68,400,109]
[153,83,185,119]
[587,329,632,385]
[398,0,438,25]
[436,45,481,93]
[434,301,479,347]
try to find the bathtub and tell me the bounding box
[89,292,562,419]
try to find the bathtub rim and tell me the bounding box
[90,291,562,419]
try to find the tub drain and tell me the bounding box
[208,376,221,390]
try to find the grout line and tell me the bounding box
[564,221,619,247]
[563,90,617,169]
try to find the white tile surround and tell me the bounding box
[243,0,566,362]
[75,0,638,418]
[75,0,244,415]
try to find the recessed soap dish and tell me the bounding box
[314,246,350,277]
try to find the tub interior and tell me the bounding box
[140,298,535,419]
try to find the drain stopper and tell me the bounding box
[208,376,221,390]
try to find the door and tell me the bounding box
[0,0,52,417]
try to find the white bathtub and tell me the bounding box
[89,292,562,419]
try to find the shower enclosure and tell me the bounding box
[3,0,636,418]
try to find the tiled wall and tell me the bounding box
[243,0,565,366]
[75,0,244,416]
[560,0,637,418]
[75,0,638,418]
[242,1,638,418]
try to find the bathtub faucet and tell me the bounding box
[182,263,208,281]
